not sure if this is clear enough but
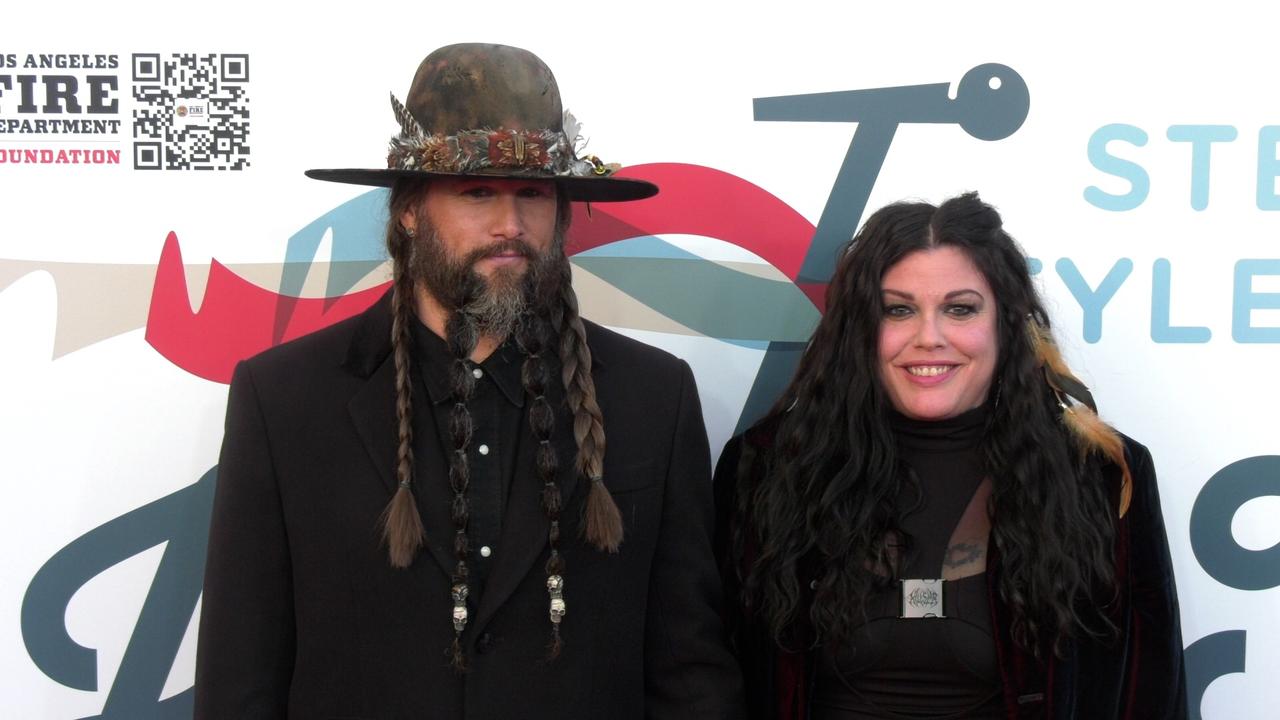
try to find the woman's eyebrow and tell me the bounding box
[881,289,985,300]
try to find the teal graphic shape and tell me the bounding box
[755,63,1029,284]
[22,469,217,718]
[274,189,389,341]
[280,187,389,294]
[1186,630,1245,720]
[1190,455,1280,590]
[572,252,819,343]
[575,234,707,261]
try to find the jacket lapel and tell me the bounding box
[343,291,456,579]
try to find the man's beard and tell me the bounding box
[406,222,563,340]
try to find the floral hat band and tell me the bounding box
[385,94,620,179]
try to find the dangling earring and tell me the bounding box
[991,378,1002,411]
[404,226,416,238]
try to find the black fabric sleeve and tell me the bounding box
[1123,441,1189,718]
[712,434,772,720]
[643,361,746,719]
[194,361,295,719]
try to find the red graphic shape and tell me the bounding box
[568,163,815,281]
[145,232,387,383]
[146,163,821,384]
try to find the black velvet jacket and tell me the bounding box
[714,421,1188,720]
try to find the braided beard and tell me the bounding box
[407,222,563,339]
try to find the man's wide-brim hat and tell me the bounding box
[306,43,657,203]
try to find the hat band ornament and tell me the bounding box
[386,94,620,178]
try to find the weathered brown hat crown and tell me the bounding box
[406,44,562,135]
[306,43,656,202]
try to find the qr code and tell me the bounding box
[131,53,249,170]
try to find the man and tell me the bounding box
[194,43,743,719]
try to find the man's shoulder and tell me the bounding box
[240,294,389,381]
[581,318,686,375]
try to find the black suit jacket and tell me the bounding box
[195,292,744,719]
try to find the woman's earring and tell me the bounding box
[404,226,416,238]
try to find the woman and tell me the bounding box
[715,193,1186,719]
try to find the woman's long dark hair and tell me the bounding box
[736,192,1120,656]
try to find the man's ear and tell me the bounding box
[399,205,418,235]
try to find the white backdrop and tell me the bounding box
[2,2,1277,717]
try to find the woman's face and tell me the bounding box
[877,246,999,421]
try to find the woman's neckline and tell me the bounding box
[887,403,990,453]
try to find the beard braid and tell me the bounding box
[406,221,564,339]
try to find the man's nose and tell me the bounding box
[489,194,524,239]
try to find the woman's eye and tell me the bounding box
[462,187,493,198]
[884,304,913,318]
[946,304,978,317]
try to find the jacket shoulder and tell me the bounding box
[237,292,391,382]
[1118,432,1154,470]
[1109,431,1157,499]
[581,318,687,376]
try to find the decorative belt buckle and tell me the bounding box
[900,578,945,619]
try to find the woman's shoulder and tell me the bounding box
[1110,431,1167,527]
[743,412,787,450]
[717,413,784,478]
[1116,432,1154,470]
[1107,430,1157,497]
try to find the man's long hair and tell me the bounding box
[734,192,1123,657]
[378,177,622,666]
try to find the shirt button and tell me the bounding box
[478,444,490,456]
[472,368,483,379]
[480,545,492,558]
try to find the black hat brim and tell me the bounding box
[304,168,658,202]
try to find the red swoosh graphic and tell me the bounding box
[144,233,388,383]
[565,163,814,277]
[146,163,820,383]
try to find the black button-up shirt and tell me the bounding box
[410,319,526,599]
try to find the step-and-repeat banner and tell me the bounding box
[2,2,1276,717]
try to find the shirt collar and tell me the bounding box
[409,317,527,408]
